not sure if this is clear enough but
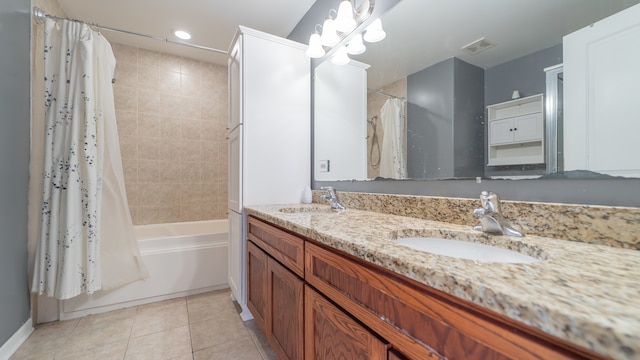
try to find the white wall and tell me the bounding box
[314,60,369,181]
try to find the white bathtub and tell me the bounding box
[60,220,229,320]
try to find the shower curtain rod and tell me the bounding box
[367,88,406,101]
[32,7,228,55]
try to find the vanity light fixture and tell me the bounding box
[331,46,350,65]
[305,0,378,64]
[363,18,385,43]
[306,25,326,58]
[335,0,357,33]
[320,15,340,47]
[174,30,191,40]
[346,33,366,55]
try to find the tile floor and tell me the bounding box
[10,289,277,360]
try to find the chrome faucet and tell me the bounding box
[320,186,346,210]
[473,191,524,237]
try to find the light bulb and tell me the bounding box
[306,33,325,58]
[331,46,350,66]
[346,33,366,55]
[363,18,386,43]
[321,17,340,47]
[335,0,357,33]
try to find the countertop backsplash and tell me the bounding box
[312,190,640,250]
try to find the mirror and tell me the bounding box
[313,0,640,181]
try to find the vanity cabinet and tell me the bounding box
[247,216,603,360]
[247,217,304,360]
[487,94,544,166]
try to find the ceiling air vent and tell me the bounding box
[461,37,495,55]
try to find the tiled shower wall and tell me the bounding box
[111,43,228,225]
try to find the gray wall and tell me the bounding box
[0,0,32,345]
[407,58,484,179]
[484,44,563,178]
[485,44,562,105]
[407,58,455,179]
[453,58,485,178]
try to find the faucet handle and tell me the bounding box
[321,186,336,196]
[480,191,502,213]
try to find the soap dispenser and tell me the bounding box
[302,186,313,204]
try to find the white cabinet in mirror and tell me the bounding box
[312,0,640,181]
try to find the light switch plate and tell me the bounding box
[319,160,330,172]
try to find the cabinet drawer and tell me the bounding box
[248,216,304,277]
[305,285,389,360]
[305,241,591,360]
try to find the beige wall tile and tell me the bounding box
[181,73,200,96]
[181,118,201,140]
[112,43,138,65]
[159,116,181,138]
[138,89,161,114]
[200,141,217,163]
[180,140,201,162]
[160,160,182,183]
[138,159,160,183]
[182,96,201,119]
[159,184,181,206]
[159,53,182,73]
[159,139,182,162]
[114,61,138,88]
[138,66,159,91]
[125,182,139,207]
[138,48,159,69]
[159,70,181,95]
[138,207,159,225]
[119,136,138,160]
[180,162,202,184]
[138,114,160,137]
[138,136,161,160]
[181,58,203,76]
[160,94,182,117]
[114,85,138,111]
[113,42,227,225]
[159,207,181,224]
[116,110,138,137]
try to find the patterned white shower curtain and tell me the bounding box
[32,18,148,300]
[379,98,407,179]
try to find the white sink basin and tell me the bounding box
[395,237,541,264]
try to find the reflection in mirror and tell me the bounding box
[313,0,640,181]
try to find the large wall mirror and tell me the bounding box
[313,0,640,187]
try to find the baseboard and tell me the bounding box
[59,284,229,321]
[0,318,33,360]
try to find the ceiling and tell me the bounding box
[57,0,317,65]
[352,0,640,89]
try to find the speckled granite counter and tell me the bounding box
[245,203,640,360]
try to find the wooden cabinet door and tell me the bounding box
[305,285,388,360]
[267,257,304,360]
[247,241,267,331]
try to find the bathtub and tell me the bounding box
[60,220,229,320]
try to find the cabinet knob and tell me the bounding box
[514,128,518,131]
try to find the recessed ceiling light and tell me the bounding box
[174,30,191,40]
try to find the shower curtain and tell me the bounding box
[31,18,148,300]
[379,98,407,179]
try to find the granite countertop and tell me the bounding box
[244,203,640,360]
